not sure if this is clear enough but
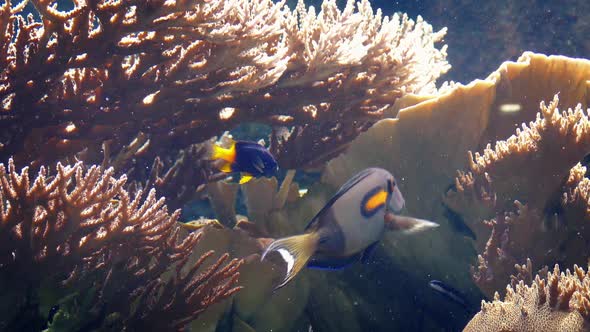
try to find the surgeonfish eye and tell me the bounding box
[387,179,396,193]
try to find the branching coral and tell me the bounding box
[0,158,242,330]
[129,142,225,211]
[0,0,448,171]
[464,264,590,332]
[445,95,590,297]
[459,94,590,213]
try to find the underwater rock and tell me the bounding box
[305,272,363,332]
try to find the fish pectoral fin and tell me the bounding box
[239,173,254,184]
[384,213,439,234]
[253,156,265,173]
[219,162,233,173]
[261,233,319,290]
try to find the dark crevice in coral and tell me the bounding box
[4,285,45,332]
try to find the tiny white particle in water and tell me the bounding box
[499,103,522,113]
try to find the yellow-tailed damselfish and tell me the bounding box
[261,167,439,290]
[210,138,279,184]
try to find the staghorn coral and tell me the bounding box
[464,264,590,332]
[0,0,448,171]
[0,158,242,330]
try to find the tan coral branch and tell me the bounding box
[465,264,590,332]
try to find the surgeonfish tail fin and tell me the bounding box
[261,233,319,290]
[210,141,236,163]
[384,213,439,234]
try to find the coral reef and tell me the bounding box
[0,0,453,329]
[314,52,590,326]
[446,95,590,297]
[177,222,309,332]
[0,159,242,330]
[194,172,474,331]
[464,263,590,332]
[3,0,590,329]
[0,0,448,171]
[184,51,590,331]
[129,142,224,211]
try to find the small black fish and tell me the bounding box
[47,304,60,323]
[442,203,476,240]
[211,138,278,184]
[442,183,476,240]
[429,280,470,310]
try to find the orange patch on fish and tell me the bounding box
[364,190,388,212]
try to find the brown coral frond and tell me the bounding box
[0,158,243,329]
[447,95,590,298]
[1,0,448,172]
[464,95,590,213]
[126,247,244,331]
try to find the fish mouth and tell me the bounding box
[388,201,406,215]
[389,186,405,213]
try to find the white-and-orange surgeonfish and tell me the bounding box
[210,138,279,184]
[261,167,438,290]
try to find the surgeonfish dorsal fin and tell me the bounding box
[261,233,320,290]
[304,169,375,230]
[239,173,254,184]
[384,213,439,234]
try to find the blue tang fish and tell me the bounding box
[210,138,278,184]
[261,167,439,290]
